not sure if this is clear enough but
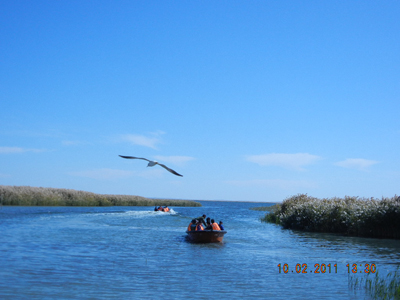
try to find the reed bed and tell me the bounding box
[250,205,279,212]
[261,194,400,239]
[349,267,400,299]
[0,185,201,207]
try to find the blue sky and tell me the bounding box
[1,1,399,202]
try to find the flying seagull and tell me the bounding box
[119,155,183,177]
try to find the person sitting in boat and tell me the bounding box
[163,206,170,212]
[195,220,204,231]
[218,221,224,230]
[196,214,207,226]
[191,220,198,231]
[205,217,212,230]
[154,206,158,211]
[187,219,197,231]
[211,219,221,230]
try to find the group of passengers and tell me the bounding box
[187,214,225,231]
[154,206,170,212]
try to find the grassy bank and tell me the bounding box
[261,194,400,239]
[349,267,400,299]
[0,185,201,207]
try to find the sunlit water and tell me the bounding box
[1,201,400,299]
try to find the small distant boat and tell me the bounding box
[186,230,227,243]
[154,207,171,212]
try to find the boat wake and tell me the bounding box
[123,209,178,218]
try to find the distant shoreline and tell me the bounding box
[177,199,277,204]
[0,185,201,207]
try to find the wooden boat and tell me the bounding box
[186,230,227,243]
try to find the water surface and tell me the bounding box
[1,201,399,299]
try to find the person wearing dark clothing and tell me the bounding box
[219,221,224,230]
[187,219,197,231]
[205,217,212,230]
[196,214,207,226]
[190,221,197,231]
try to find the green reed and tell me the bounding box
[250,204,279,212]
[261,194,400,239]
[349,267,400,299]
[0,185,201,207]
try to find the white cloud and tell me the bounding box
[0,147,25,154]
[120,133,162,149]
[335,158,379,170]
[0,147,45,154]
[69,168,134,180]
[246,153,321,171]
[153,155,195,166]
[226,179,317,189]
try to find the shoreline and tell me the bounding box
[262,194,400,240]
[0,185,201,207]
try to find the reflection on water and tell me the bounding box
[291,230,400,264]
[1,201,399,299]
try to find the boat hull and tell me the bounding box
[186,230,227,243]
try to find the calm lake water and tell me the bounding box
[1,201,400,299]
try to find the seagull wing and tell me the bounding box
[119,155,183,177]
[157,163,183,177]
[119,155,151,162]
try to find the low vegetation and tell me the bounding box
[0,185,201,207]
[261,194,400,239]
[250,204,279,212]
[349,267,400,299]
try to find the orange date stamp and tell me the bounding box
[277,263,377,274]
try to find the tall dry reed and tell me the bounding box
[0,185,201,207]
